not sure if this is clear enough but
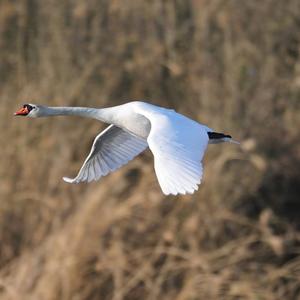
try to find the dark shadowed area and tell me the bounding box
[0,1,299,299]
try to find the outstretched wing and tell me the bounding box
[134,104,209,195]
[63,125,148,183]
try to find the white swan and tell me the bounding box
[14,101,239,195]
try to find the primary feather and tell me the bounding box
[63,125,148,183]
[134,103,209,195]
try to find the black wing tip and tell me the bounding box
[208,132,231,140]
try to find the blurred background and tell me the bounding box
[0,0,300,299]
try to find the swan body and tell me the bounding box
[14,101,239,195]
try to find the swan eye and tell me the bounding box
[23,104,34,112]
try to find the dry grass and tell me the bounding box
[0,0,300,299]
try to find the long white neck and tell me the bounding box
[38,106,116,123]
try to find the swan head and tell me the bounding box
[14,104,43,118]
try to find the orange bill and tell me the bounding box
[14,106,29,116]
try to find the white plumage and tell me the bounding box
[14,101,238,195]
[63,125,148,184]
[134,104,208,195]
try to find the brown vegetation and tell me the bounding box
[0,0,300,299]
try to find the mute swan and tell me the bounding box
[14,101,239,195]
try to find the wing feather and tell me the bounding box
[63,125,148,183]
[134,104,209,195]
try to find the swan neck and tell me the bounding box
[41,106,115,123]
